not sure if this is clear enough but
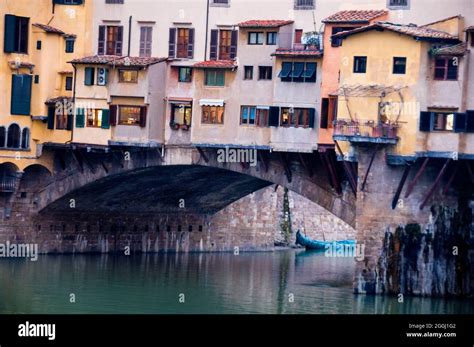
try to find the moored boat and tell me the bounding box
[295,230,355,251]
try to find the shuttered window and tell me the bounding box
[139,27,153,57]
[98,25,123,55]
[11,74,32,115]
[169,28,194,59]
[210,29,237,60]
[84,67,95,85]
[4,15,29,54]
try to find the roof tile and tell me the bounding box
[70,55,167,67]
[322,10,387,24]
[272,49,323,58]
[193,60,237,69]
[33,23,66,35]
[238,20,294,28]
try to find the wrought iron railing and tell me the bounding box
[0,176,16,193]
[333,119,399,140]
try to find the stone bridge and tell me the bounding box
[0,144,473,298]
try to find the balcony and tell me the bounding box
[333,119,399,144]
[0,176,16,193]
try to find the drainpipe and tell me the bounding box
[204,0,210,60]
[67,63,78,145]
[128,16,132,56]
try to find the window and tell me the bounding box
[241,106,256,125]
[353,56,367,73]
[294,0,314,9]
[119,106,144,126]
[34,75,39,84]
[4,15,29,54]
[36,40,42,50]
[65,76,73,91]
[106,0,125,3]
[171,104,192,127]
[205,69,225,86]
[219,30,232,60]
[211,0,230,5]
[139,27,153,57]
[98,25,123,55]
[87,109,103,127]
[177,28,191,58]
[169,28,195,59]
[55,0,83,4]
[387,0,409,9]
[433,112,454,131]
[279,62,316,83]
[267,32,278,45]
[248,32,264,45]
[257,108,269,126]
[210,29,237,60]
[202,105,224,124]
[0,127,5,147]
[244,66,253,80]
[331,27,358,47]
[280,108,315,128]
[7,124,20,149]
[118,69,138,83]
[294,29,303,44]
[56,108,68,130]
[178,67,192,82]
[393,57,407,74]
[65,37,75,53]
[434,58,458,80]
[11,74,32,115]
[21,128,29,149]
[320,96,337,129]
[84,67,95,85]
[258,66,272,80]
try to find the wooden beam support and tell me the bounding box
[391,164,412,209]
[197,147,209,163]
[319,151,334,187]
[361,145,379,191]
[334,141,357,196]
[327,151,343,194]
[442,162,459,195]
[279,152,292,183]
[298,153,313,177]
[71,150,84,173]
[420,159,451,210]
[321,151,342,194]
[405,157,429,198]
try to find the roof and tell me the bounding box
[8,61,35,69]
[70,55,167,67]
[237,20,294,28]
[333,22,459,41]
[193,60,237,69]
[431,43,468,56]
[271,49,323,58]
[33,23,65,34]
[322,10,387,24]
[45,96,73,105]
[422,15,462,27]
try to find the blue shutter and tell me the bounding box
[466,111,474,133]
[309,108,316,128]
[84,67,95,85]
[4,15,16,53]
[269,106,280,127]
[419,112,433,132]
[11,74,32,115]
[47,106,55,129]
[454,113,467,133]
[101,109,110,129]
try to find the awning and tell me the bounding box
[278,62,292,78]
[257,106,270,110]
[168,97,193,105]
[199,99,224,107]
[302,63,316,78]
[290,62,304,78]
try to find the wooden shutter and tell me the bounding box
[140,107,147,127]
[4,15,16,53]
[269,106,280,127]
[84,67,95,85]
[76,108,85,128]
[230,30,238,59]
[187,28,195,59]
[67,110,74,131]
[168,28,176,58]
[98,25,106,55]
[11,74,32,115]
[320,98,329,129]
[308,108,316,128]
[419,111,433,132]
[47,106,55,130]
[210,29,218,60]
[101,109,110,129]
[109,105,118,126]
[466,111,474,133]
[454,113,467,133]
[116,26,123,55]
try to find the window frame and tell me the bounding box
[244,66,253,80]
[393,57,407,75]
[201,105,225,124]
[266,32,278,45]
[205,69,225,87]
[178,67,193,82]
[86,109,104,128]
[353,56,367,74]
[434,57,458,81]
[65,76,73,91]
[139,26,153,57]
[240,106,257,125]
[258,66,273,80]
[118,69,139,83]
[248,32,264,45]
[118,105,143,126]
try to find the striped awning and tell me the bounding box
[199,99,224,107]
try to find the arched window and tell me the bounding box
[0,127,6,148]
[21,128,30,149]
[7,124,20,149]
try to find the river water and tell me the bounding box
[0,250,472,314]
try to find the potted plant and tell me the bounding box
[302,32,320,50]
[169,121,180,130]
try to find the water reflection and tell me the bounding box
[0,251,472,314]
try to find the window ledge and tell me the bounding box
[0,148,31,152]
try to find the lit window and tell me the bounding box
[118,69,139,83]
[87,109,103,128]
[201,105,224,124]
[119,106,142,125]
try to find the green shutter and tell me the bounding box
[67,111,74,130]
[76,108,85,128]
[454,113,467,133]
[11,74,32,115]
[84,67,95,86]
[101,109,110,129]
[216,71,225,86]
[4,15,16,53]
[47,106,55,129]
[419,112,433,132]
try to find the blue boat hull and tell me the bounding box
[295,230,355,250]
